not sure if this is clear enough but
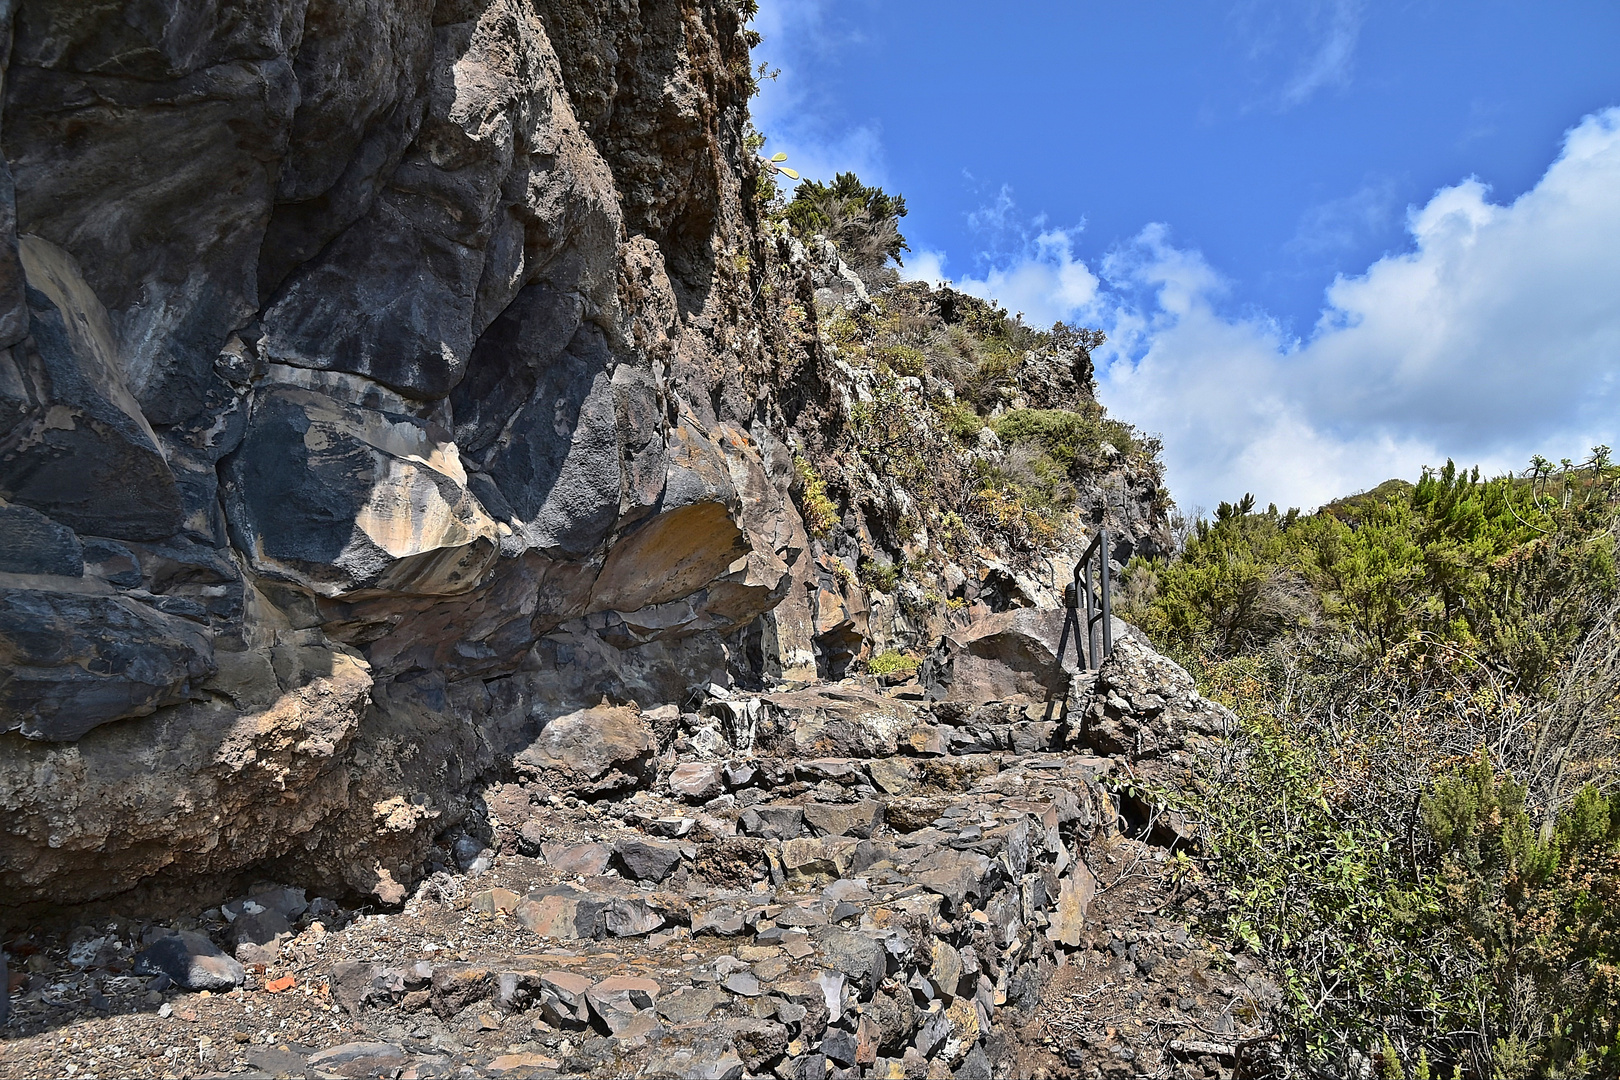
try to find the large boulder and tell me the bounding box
[513,704,655,796]
[1083,635,1234,758]
[0,580,215,741]
[766,684,922,760]
[0,237,181,540]
[133,930,246,991]
[222,384,500,598]
[920,607,1082,705]
[0,0,825,909]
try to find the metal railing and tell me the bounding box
[1056,527,1112,672]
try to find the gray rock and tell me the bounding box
[643,1038,744,1080]
[230,908,292,953]
[823,879,874,903]
[914,848,995,915]
[777,1053,826,1080]
[955,1043,995,1079]
[0,583,215,741]
[920,606,1082,704]
[586,974,661,1032]
[814,929,889,993]
[914,1007,951,1058]
[1086,636,1235,757]
[605,897,665,937]
[306,1042,408,1079]
[612,837,683,882]
[722,972,762,997]
[776,904,830,929]
[133,930,245,991]
[515,884,614,940]
[0,238,181,540]
[797,758,864,783]
[0,500,81,576]
[803,800,885,839]
[658,984,724,1025]
[821,1027,858,1067]
[541,841,614,877]
[693,907,746,937]
[0,0,1039,918]
[714,1017,790,1071]
[483,325,624,558]
[670,761,725,801]
[328,961,400,1013]
[221,385,499,598]
[739,805,806,841]
[539,970,594,1027]
[516,705,655,796]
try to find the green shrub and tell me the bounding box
[783,172,909,277]
[866,650,920,676]
[859,557,899,595]
[1153,451,1620,1075]
[991,407,1139,466]
[937,401,984,443]
[875,343,927,378]
[792,455,839,539]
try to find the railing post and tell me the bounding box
[1100,527,1112,659]
[1083,556,1096,671]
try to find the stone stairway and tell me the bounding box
[358,678,1121,1078]
[0,630,1264,1080]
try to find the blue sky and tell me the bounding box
[752,1,1620,512]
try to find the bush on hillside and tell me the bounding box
[1136,452,1620,1075]
[784,172,909,282]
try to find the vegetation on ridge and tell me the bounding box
[751,167,1167,626]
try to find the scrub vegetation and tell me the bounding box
[1123,453,1620,1077]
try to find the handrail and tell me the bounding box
[1055,527,1112,672]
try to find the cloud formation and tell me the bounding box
[929,108,1620,513]
[1278,0,1366,106]
[751,0,890,189]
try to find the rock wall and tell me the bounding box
[0,0,834,909]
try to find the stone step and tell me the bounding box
[317,821,1083,1077]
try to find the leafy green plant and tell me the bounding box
[783,172,908,279]
[866,650,920,676]
[792,455,839,539]
[859,556,899,595]
[992,407,1138,466]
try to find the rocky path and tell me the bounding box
[0,639,1274,1080]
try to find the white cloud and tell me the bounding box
[900,249,949,286]
[1094,229,1446,511]
[1100,107,1620,511]
[751,0,889,188]
[1278,0,1365,106]
[938,108,1620,513]
[954,229,1101,328]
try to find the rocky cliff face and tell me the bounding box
[0,0,1168,915]
[0,0,839,909]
